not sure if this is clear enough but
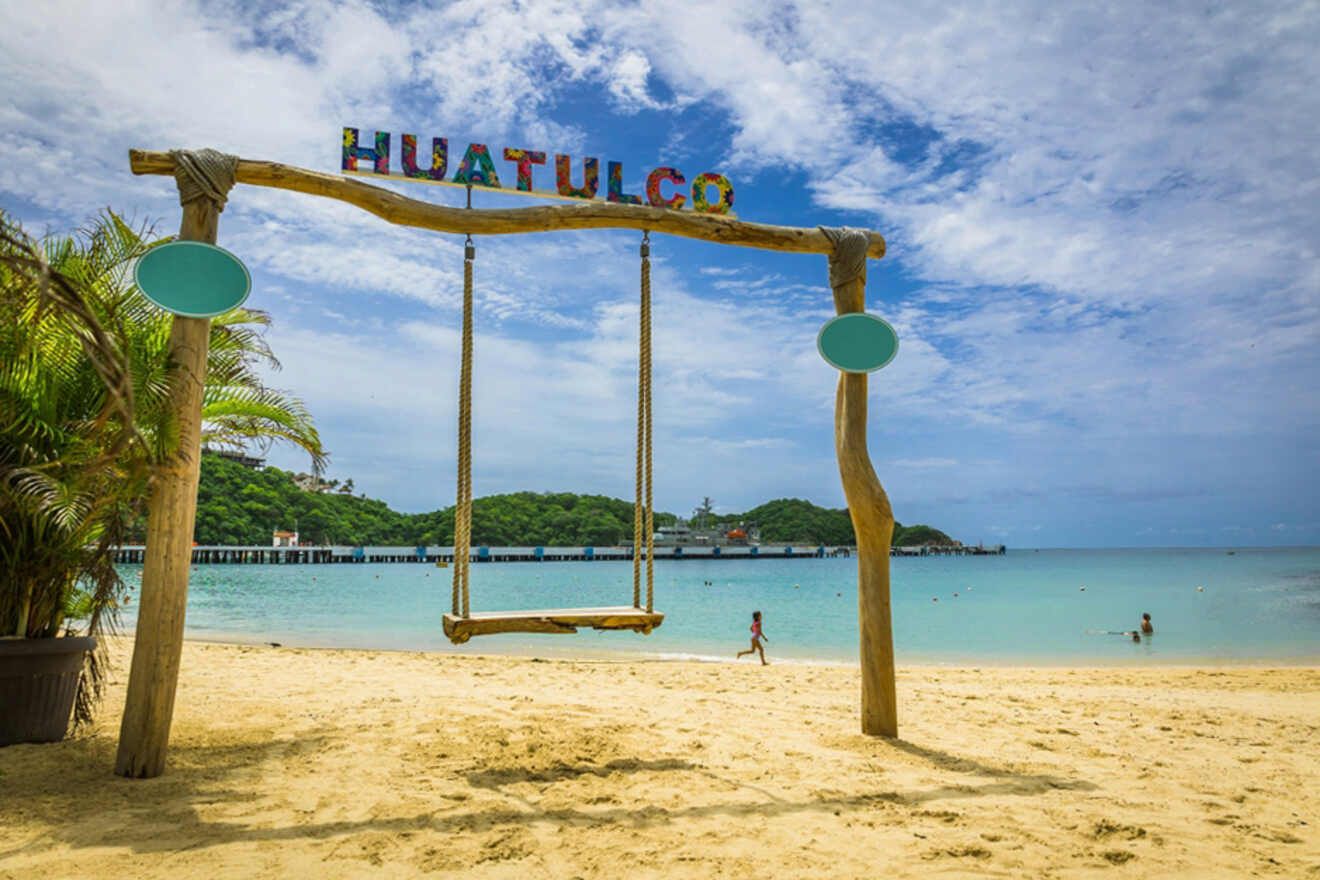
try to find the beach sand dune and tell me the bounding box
[1,640,1317,877]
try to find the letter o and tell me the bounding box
[690,173,734,214]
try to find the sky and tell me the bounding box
[1,0,1316,548]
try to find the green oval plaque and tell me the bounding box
[817,313,899,373]
[134,241,251,318]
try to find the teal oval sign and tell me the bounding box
[134,241,251,318]
[817,313,899,373]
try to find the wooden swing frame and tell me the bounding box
[114,149,897,781]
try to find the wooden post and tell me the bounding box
[831,263,898,738]
[114,199,217,778]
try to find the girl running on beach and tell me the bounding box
[736,610,769,665]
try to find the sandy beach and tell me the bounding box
[1,639,1317,878]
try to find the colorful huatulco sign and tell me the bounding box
[134,241,251,318]
[817,313,899,373]
[341,127,735,215]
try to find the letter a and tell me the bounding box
[452,143,502,188]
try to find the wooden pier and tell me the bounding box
[890,544,1007,557]
[113,544,839,565]
[112,542,1007,564]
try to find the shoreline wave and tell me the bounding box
[141,631,1320,669]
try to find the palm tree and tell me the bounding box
[0,210,325,726]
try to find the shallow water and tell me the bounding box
[113,547,1320,664]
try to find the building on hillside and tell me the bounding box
[203,446,266,470]
[292,472,333,493]
[272,530,298,547]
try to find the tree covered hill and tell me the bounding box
[192,453,678,546]
[705,497,955,547]
[193,453,413,546]
[190,453,956,547]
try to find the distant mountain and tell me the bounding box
[188,454,958,547]
[190,454,678,546]
[708,497,956,547]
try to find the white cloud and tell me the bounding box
[605,50,661,113]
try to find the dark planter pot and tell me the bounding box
[0,636,96,746]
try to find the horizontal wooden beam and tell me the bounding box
[129,150,884,259]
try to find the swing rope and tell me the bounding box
[453,232,475,617]
[454,230,655,622]
[633,231,655,612]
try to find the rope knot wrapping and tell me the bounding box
[819,226,870,289]
[169,149,239,212]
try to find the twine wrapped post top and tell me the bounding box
[819,226,871,290]
[169,149,239,212]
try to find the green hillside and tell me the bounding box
[192,454,416,546]
[188,453,957,547]
[708,497,955,547]
[191,454,678,546]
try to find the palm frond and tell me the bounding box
[2,208,327,728]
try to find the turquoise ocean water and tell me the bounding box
[114,548,1320,665]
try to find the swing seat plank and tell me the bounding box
[443,607,664,644]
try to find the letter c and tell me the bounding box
[646,167,686,209]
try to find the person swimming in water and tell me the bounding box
[1141,613,1154,634]
[736,610,769,665]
